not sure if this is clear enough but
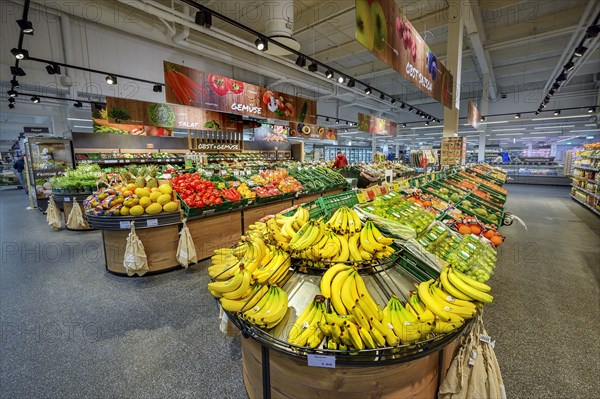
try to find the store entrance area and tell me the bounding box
[1,184,598,398]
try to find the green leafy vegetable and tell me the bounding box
[147,104,175,128]
[107,107,131,123]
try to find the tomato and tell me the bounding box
[208,73,229,96]
[262,90,274,105]
[214,197,223,204]
[226,78,244,95]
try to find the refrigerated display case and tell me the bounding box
[495,163,570,185]
[24,138,74,210]
[320,145,373,164]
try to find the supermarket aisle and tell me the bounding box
[485,184,600,399]
[0,190,246,399]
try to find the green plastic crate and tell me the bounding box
[315,190,358,219]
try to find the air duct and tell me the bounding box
[265,0,300,55]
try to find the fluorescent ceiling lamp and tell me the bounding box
[491,128,525,132]
[532,114,592,121]
[556,136,579,143]
[411,125,441,130]
[586,136,595,139]
[584,123,596,126]
[533,125,574,129]
[423,132,442,136]
[73,125,92,129]
[495,133,524,136]
[569,129,599,133]
[527,131,561,134]
[68,118,91,121]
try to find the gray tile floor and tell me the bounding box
[1,184,599,398]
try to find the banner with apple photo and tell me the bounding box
[355,0,454,109]
[164,61,317,124]
[289,122,338,140]
[357,113,397,136]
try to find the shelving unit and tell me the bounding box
[570,148,600,216]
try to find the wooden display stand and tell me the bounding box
[241,337,459,399]
[63,201,93,231]
[103,224,180,275]
[243,200,294,232]
[187,210,243,260]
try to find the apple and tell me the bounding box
[371,1,388,52]
[411,39,417,62]
[355,0,374,51]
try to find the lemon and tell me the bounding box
[162,201,178,212]
[130,205,144,216]
[139,197,152,208]
[157,194,171,206]
[120,206,130,216]
[150,192,162,202]
[135,188,150,198]
[159,183,173,195]
[145,203,162,215]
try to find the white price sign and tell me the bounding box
[307,354,335,369]
[64,197,71,202]
[146,219,158,227]
[119,221,131,229]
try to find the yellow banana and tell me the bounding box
[439,267,475,301]
[349,304,370,331]
[451,267,492,293]
[369,223,394,245]
[447,269,494,303]
[431,282,477,310]
[433,319,463,334]
[359,247,373,260]
[260,287,289,327]
[369,325,386,347]
[221,268,253,299]
[281,219,297,239]
[369,315,399,347]
[364,222,386,252]
[349,208,362,233]
[334,233,350,262]
[388,298,420,343]
[348,233,363,263]
[354,275,383,320]
[244,286,277,319]
[417,280,456,322]
[289,220,313,247]
[330,268,353,315]
[288,301,317,343]
[409,292,436,323]
[358,325,376,349]
[208,267,245,294]
[344,321,365,350]
[340,208,349,234]
[320,264,351,298]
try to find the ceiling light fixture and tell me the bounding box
[337,75,345,84]
[325,69,333,79]
[194,10,212,28]
[379,92,385,100]
[347,79,355,88]
[153,84,162,93]
[564,61,575,72]
[552,82,560,90]
[400,103,406,109]
[308,62,318,72]
[255,37,268,51]
[549,89,555,96]
[10,79,19,88]
[74,101,83,108]
[17,19,34,34]
[11,66,26,76]
[45,64,61,75]
[425,121,429,126]
[10,48,28,60]
[588,107,596,113]
[557,73,567,81]
[402,123,407,128]
[335,119,339,124]
[364,87,372,95]
[480,116,485,121]
[295,55,306,67]
[515,113,520,119]
[585,25,599,38]
[31,96,40,103]
[8,98,15,104]
[8,103,15,109]
[554,110,561,116]
[105,75,117,85]
[574,45,587,57]
[7,90,17,98]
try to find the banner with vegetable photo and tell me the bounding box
[253,123,289,143]
[164,61,317,124]
[289,122,337,140]
[355,0,454,109]
[357,113,397,136]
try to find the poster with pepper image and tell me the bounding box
[253,123,289,142]
[357,113,397,136]
[355,0,454,109]
[164,61,317,124]
[92,97,243,135]
[288,122,337,140]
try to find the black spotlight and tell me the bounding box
[308,62,318,72]
[574,46,587,57]
[46,64,61,75]
[379,92,385,100]
[347,79,355,88]
[324,69,333,79]
[585,25,599,38]
[514,113,520,119]
[8,103,15,109]
[105,75,117,85]
[541,103,546,108]
[325,117,329,122]
[402,123,407,128]
[335,119,339,124]
[31,96,40,103]
[425,121,429,126]
[534,111,540,115]
[10,80,19,88]
[337,75,344,84]
[391,98,396,105]
[553,110,560,116]
[364,87,372,95]
[549,89,555,96]
[153,84,162,93]
[74,101,83,108]
[552,82,560,90]
[480,116,485,122]
[8,98,15,103]
[400,103,406,109]
[564,61,575,72]
[10,66,26,76]
[7,90,17,98]
[408,107,413,112]
[194,10,212,28]
[557,73,567,81]
[11,48,28,60]
[295,55,306,67]
[421,113,426,118]
[588,107,596,113]
[17,19,33,34]
[255,37,268,51]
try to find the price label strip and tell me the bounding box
[307,354,335,369]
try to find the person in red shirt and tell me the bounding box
[332,151,349,169]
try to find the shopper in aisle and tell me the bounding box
[332,151,349,169]
[12,154,27,193]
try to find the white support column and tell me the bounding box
[443,0,464,137]
[550,143,557,157]
[478,74,491,162]
[527,143,533,157]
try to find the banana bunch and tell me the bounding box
[357,221,395,259]
[268,206,310,248]
[439,267,494,304]
[220,283,268,313]
[252,248,292,285]
[242,285,289,329]
[382,295,433,344]
[320,264,382,317]
[326,206,362,234]
[208,236,270,280]
[288,295,327,348]
[289,219,325,252]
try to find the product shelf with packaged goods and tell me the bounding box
[207,166,507,398]
[570,145,600,215]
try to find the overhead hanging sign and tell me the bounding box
[91,98,243,136]
[253,123,289,143]
[357,113,397,137]
[468,100,481,130]
[355,0,454,109]
[289,122,338,140]
[164,61,317,124]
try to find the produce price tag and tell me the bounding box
[146,219,158,227]
[479,334,491,344]
[119,221,131,229]
[307,354,335,369]
[64,197,70,202]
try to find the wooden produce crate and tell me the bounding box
[243,200,294,232]
[187,209,243,260]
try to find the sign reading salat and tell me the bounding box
[164,61,317,124]
[355,0,453,109]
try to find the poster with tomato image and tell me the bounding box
[288,122,337,140]
[355,0,454,109]
[357,113,397,136]
[164,61,317,124]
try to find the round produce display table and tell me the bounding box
[54,192,93,231]
[241,335,460,399]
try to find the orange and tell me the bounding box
[458,225,471,235]
[470,225,481,235]
[483,230,495,240]
[490,235,503,246]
